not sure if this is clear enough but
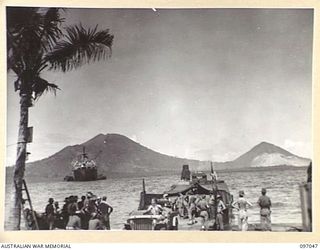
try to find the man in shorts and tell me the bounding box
[257,188,272,231]
[197,195,209,230]
[216,194,226,230]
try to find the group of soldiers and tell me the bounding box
[40,188,271,231]
[144,187,272,231]
[144,192,227,231]
[174,192,226,230]
[44,191,113,230]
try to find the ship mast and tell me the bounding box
[82,146,88,160]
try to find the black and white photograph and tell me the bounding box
[5,7,313,233]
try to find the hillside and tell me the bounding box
[6,135,310,180]
[214,141,310,169]
[13,134,204,179]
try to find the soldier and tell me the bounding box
[77,195,86,211]
[257,188,272,231]
[232,190,252,231]
[216,194,226,230]
[187,196,197,225]
[61,197,70,227]
[197,195,209,230]
[207,192,215,219]
[176,193,186,217]
[45,198,55,230]
[97,196,113,230]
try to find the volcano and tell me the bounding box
[214,141,310,169]
[6,134,310,180]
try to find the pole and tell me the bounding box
[210,161,219,229]
[142,178,146,193]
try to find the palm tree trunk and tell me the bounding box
[12,93,30,230]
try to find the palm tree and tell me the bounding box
[7,7,114,230]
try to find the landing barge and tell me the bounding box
[124,165,307,231]
[124,168,234,231]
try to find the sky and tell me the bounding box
[6,8,313,165]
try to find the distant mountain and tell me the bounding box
[214,141,310,169]
[6,135,310,180]
[11,134,203,179]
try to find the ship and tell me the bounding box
[64,147,106,182]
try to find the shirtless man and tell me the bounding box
[144,198,163,215]
[232,190,252,231]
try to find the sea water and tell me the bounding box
[4,167,307,230]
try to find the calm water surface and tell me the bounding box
[5,168,307,230]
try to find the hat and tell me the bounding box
[163,193,169,198]
[87,191,93,197]
[261,188,267,193]
[239,190,245,196]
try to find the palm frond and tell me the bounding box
[7,7,64,73]
[44,24,114,72]
[7,7,43,72]
[38,8,64,51]
[7,8,113,101]
[32,76,60,100]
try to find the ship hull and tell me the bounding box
[73,167,98,181]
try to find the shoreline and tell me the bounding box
[4,165,308,184]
